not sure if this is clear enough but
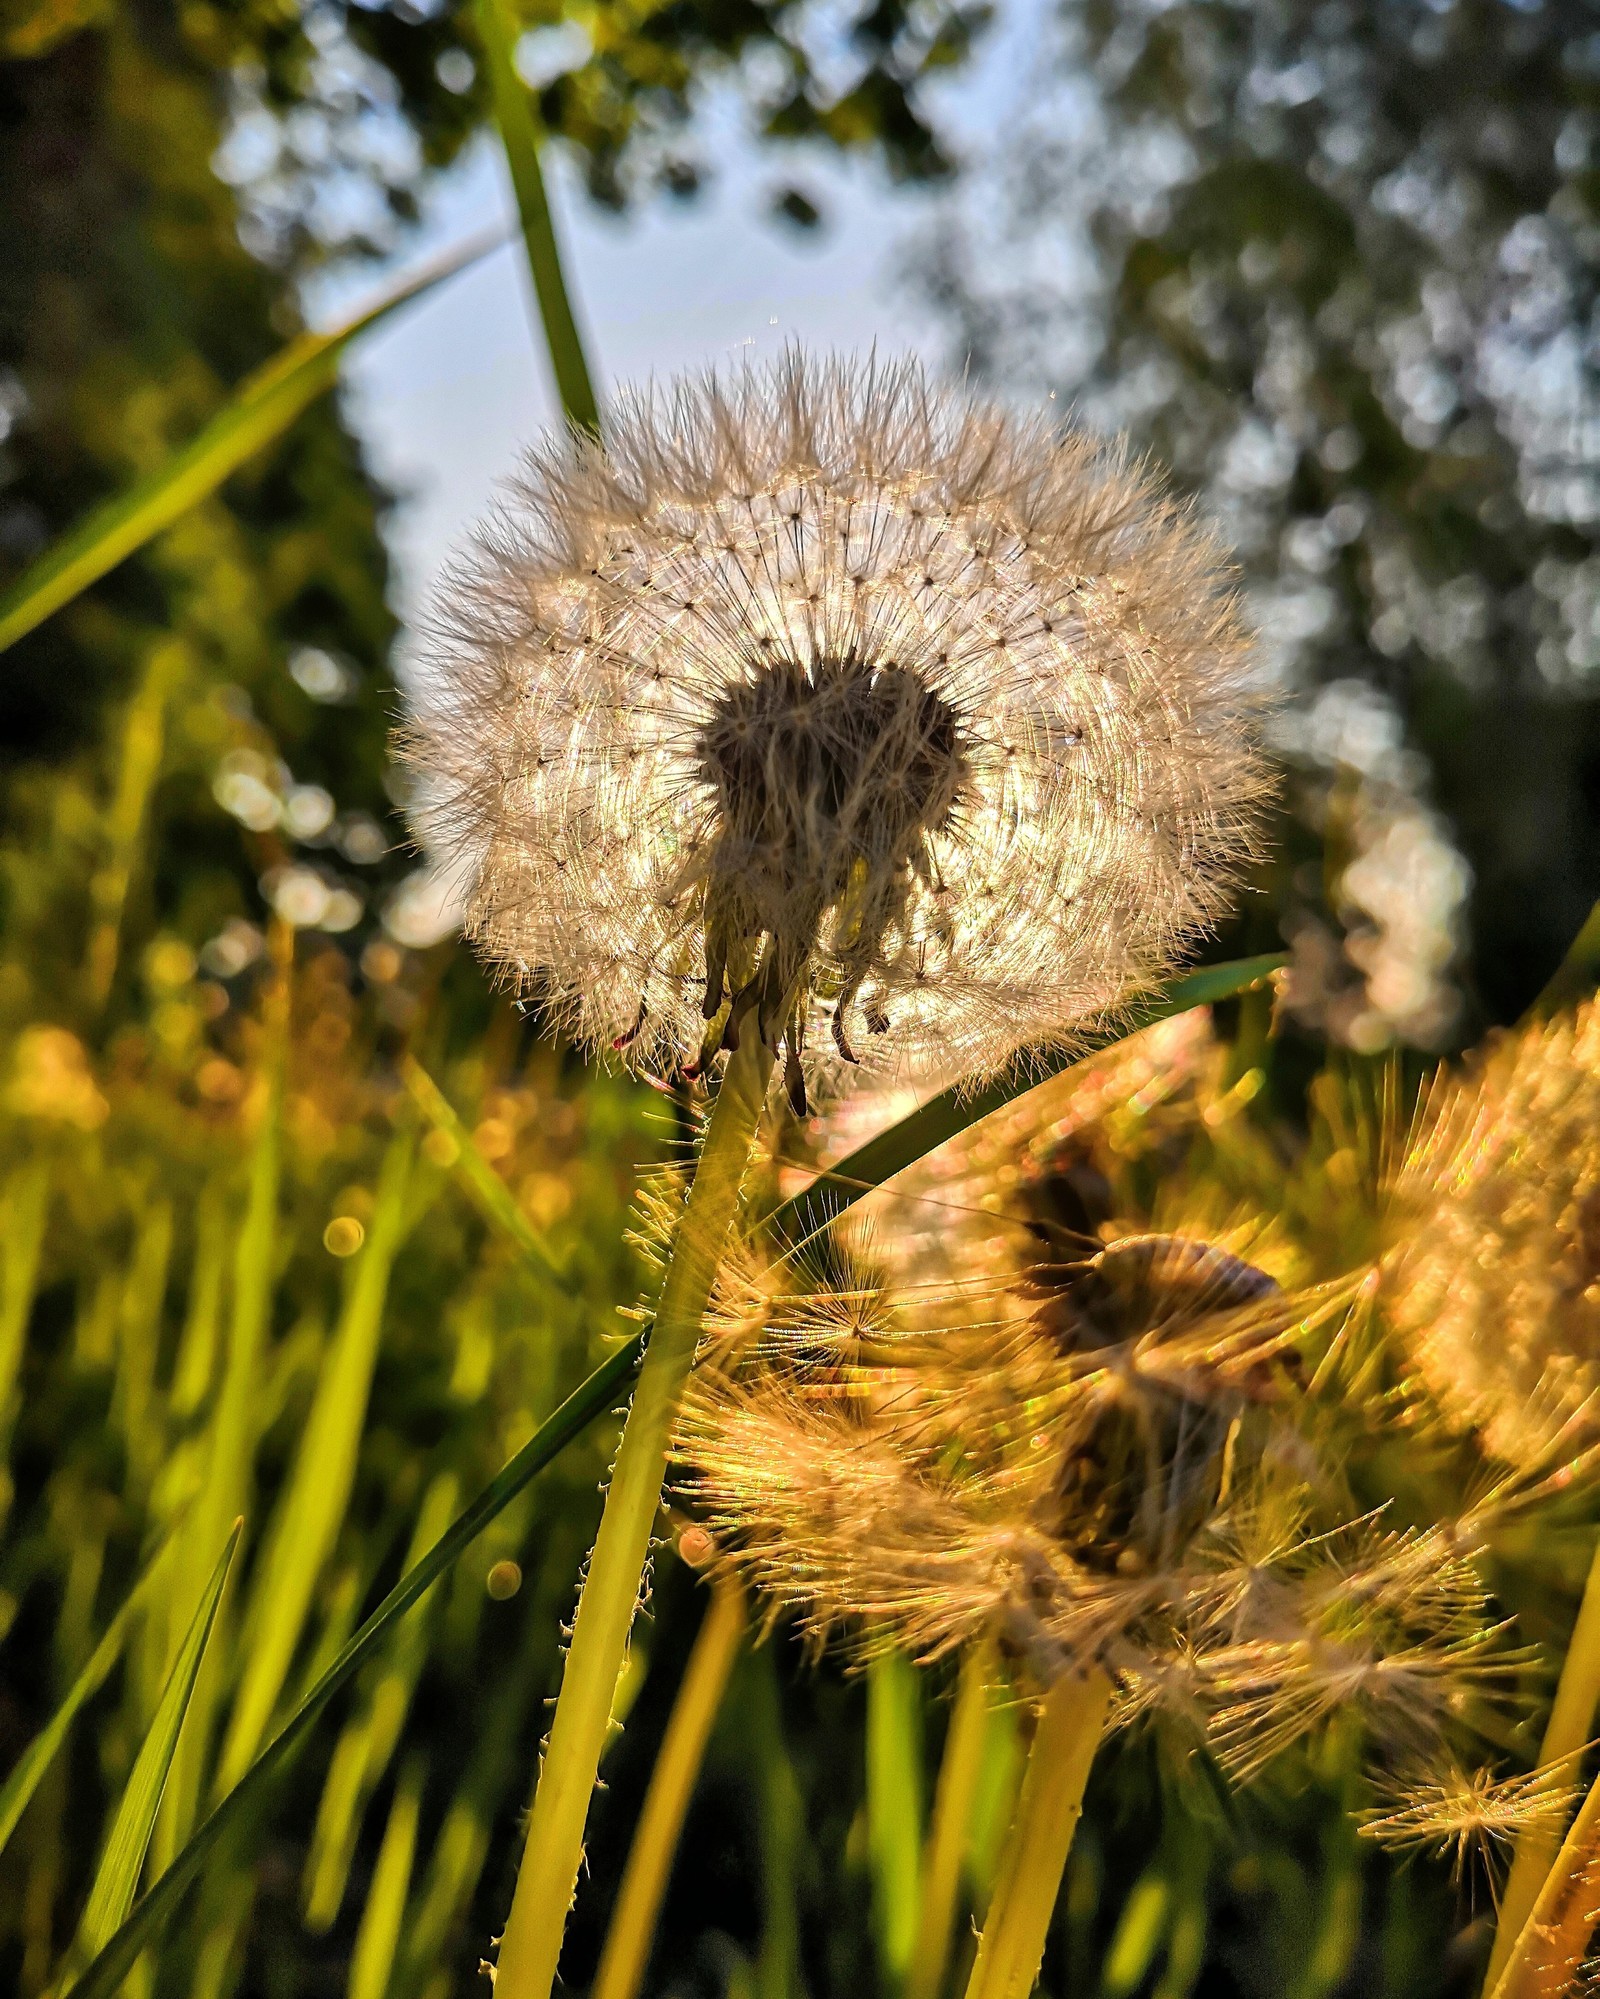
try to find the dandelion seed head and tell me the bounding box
[404,353,1269,1093]
[1359,1758,1578,1880]
[1386,1000,1600,1462]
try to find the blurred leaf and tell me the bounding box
[163,944,291,1856]
[61,1329,647,1999]
[867,1651,924,1985]
[72,1520,241,1960]
[347,1756,425,1999]
[402,1058,572,1289]
[474,0,599,431]
[303,1470,460,1931]
[0,1156,50,1451]
[767,954,1286,1247]
[0,232,500,655]
[0,1526,175,1860]
[219,1126,420,1791]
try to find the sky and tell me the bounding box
[326,0,1044,617]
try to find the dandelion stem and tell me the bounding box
[1485,1754,1600,1999]
[1484,1536,1600,1992]
[907,1640,997,1999]
[591,1573,745,1999]
[962,1669,1112,1999]
[491,1027,775,1999]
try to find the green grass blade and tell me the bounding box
[866,1651,924,1985]
[473,0,599,431]
[0,232,500,655]
[218,1128,420,1791]
[162,946,291,1855]
[0,1528,176,1861]
[61,1331,647,1999]
[402,1058,573,1289]
[766,954,1286,1249]
[73,1521,241,1959]
[347,1756,425,1999]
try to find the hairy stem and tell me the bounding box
[907,1641,998,1999]
[591,1574,745,1999]
[1484,1536,1600,1992]
[1487,1757,1600,1999]
[962,1670,1112,1999]
[491,1029,774,1999]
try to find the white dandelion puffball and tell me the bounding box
[404,353,1269,1099]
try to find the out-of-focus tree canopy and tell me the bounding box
[922,0,1600,1033]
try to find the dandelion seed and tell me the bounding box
[1359,1759,1579,1880]
[404,353,1269,1100]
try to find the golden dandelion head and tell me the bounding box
[679,1252,1518,1787]
[1385,1000,1600,1462]
[404,352,1269,1100]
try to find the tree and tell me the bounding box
[921,0,1600,1031]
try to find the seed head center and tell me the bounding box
[691,656,970,1065]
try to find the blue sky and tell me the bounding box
[324,0,1043,615]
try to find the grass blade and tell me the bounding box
[592,1575,745,1999]
[0,232,500,655]
[867,1650,925,1985]
[61,1331,647,1999]
[0,1529,176,1861]
[218,1127,419,1791]
[72,1521,241,1959]
[402,1058,572,1288]
[473,0,599,430]
[766,954,1286,1248]
[347,1756,425,1999]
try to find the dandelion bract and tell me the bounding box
[405,353,1269,1102]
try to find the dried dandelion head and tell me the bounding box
[679,1239,1519,1791]
[404,353,1269,1102]
[1385,1000,1600,1462]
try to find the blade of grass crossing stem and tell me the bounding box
[347,1757,425,1999]
[868,1651,925,1988]
[0,1528,177,1860]
[766,956,1286,1250]
[402,1058,571,1287]
[60,1331,647,1999]
[592,1575,746,1999]
[0,233,501,655]
[474,0,599,431]
[160,935,290,1858]
[63,977,1276,1999]
[70,1523,241,1963]
[218,1125,419,1792]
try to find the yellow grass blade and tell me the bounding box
[402,1057,573,1288]
[347,1757,425,1999]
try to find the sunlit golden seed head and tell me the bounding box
[1385,999,1600,1462]
[403,351,1270,1101]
